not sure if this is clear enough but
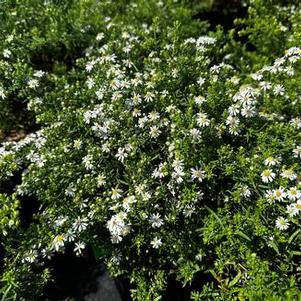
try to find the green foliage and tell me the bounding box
[1,0,301,300]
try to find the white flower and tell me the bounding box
[111,188,123,200]
[294,200,301,211]
[241,185,251,197]
[196,112,210,127]
[197,77,205,86]
[85,61,95,72]
[149,125,161,138]
[241,106,256,118]
[273,187,286,201]
[122,195,137,211]
[151,237,162,249]
[194,96,206,105]
[72,217,88,232]
[28,79,39,88]
[115,147,128,163]
[172,159,184,172]
[74,139,82,149]
[54,216,68,228]
[65,230,76,242]
[261,169,276,183]
[41,248,54,260]
[74,242,86,256]
[265,189,276,204]
[33,70,45,77]
[190,128,201,140]
[96,32,104,41]
[226,116,240,127]
[0,87,6,99]
[259,81,272,91]
[97,174,106,187]
[65,185,76,197]
[273,84,285,96]
[52,234,65,251]
[86,77,95,89]
[152,163,166,179]
[264,156,280,166]
[275,217,289,231]
[287,187,300,201]
[173,167,185,184]
[183,205,196,217]
[228,104,240,116]
[3,49,11,58]
[280,169,297,181]
[286,204,299,217]
[290,118,301,129]
[82,154,94,170]
[149,213,164,228]
[191,167,205,182]
[293,146,301,158]
[23,250,38,263]
[107,212,130,243]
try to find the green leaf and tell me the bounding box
[236,230,251,242]
[269,240,280,255]
[288,229,301,244]
[229,270,242,288]
[290,250,301,256]
[204,206,224,228]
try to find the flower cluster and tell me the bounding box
[1,0,301,300]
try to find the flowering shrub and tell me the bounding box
[1,0,301,300]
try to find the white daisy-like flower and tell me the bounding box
[74,242,86,256]
[149,213,164,228]
[264,156,280,166]
[226,115,240,127]
[191,167,205,182]
[33,70,45,77]
[228,104,240,116]
[86,77,95,89]
[261,169,276,183]
[151,237,162,249]
[194,96,206,105]
[111,188,123,200]
[65,230,76,242]
[275,217,289,231]
[241,185,251,197]
[115,147,128,163]
[293,146,301,158]
[149,125,161,138]
[28,79,39,88]
[286,204,299,217]
[73,139,82,150]
[72,217,89,232]
[280,169,297,181]
[96,32,104,41]
[241,106,256,118]
[287,187,300,201]
[196,112,210,127]
[3,49,11,58]
[183,204,196,217]
[273,187,286,201]
[265,189,276,203]
[52,234,65,251]
[23,250,38,263]
[273,84,285,96]
[0,87,6,99]
[97,174,106,187]
[294,200,301,211]
[259,81,272,91]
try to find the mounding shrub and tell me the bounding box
[1,0,301,300]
